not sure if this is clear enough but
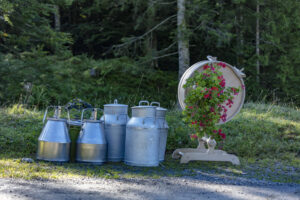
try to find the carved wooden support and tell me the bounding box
[172,138,240,165]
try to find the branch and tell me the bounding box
[107,14,177,53]
[156,42,176,54]
[138,52,178,64]
[153,51,178,59]
[154,1,177,5]
[193,22,230,40]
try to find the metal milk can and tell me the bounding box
[76,108,107,164]
[150,102,169,162]
[124,100,160,167]
[102,99,129,162]
[37,106,71,162]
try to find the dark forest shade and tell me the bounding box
[0,0,299,107]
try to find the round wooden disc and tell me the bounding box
[178,60,246,124]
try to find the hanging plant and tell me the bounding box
[182,62,240,142]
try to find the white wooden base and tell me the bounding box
[172,148,240,165]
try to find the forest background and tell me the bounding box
[0,0,300,108]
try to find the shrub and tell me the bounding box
[0,52,177,108]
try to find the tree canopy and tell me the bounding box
[0,0,299,107]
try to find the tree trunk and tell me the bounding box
[236,4,244,66]
[146,0,158,68]
[256,0,260,84]
[54,5,60,31]
[177,0,190,80]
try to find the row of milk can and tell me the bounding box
[37,100,168,166]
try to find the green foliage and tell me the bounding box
[182,63,240,140]
[0,0,72,54]
[165,109,196,151]
[0,52,177,108]
[1,0,300,107]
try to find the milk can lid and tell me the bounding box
[104,99,128,107]
[178,56,246,124]
[131,100,156,109]
[83,119,103,123]
[150,102,167,111]
[47,118,67,122]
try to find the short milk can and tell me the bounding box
[76,108,107,164]
[37,106,71,162]
[150,102,169,162]
[124,100,160,167]
[102,99,128,162]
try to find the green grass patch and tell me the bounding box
[0,103,299,183]
[166,102,300,163]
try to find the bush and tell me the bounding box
[0,52,177,109]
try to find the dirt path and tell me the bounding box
[0,176,299,200]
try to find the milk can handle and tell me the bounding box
[81,108,103,124]
[43,106,53,123]
[139,100,149,106]
[43,106,70,124]
[150,102,160,107]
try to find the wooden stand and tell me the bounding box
[172,137,240,165]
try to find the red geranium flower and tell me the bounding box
[220,114,227,122]
[219,79,226,87]
[190,134,198,139]
[217,62,226,68]
[219,133,226,139]
[203,65,210,70]
[211,86,219,91]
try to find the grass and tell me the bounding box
[0,103,299,183]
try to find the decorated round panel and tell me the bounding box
[178,58,246,124]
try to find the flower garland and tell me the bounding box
[182,62,240,141]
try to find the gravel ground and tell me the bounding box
[0,174,299,200]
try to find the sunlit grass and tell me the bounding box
[0,155,298,183]
[0,103,299,183]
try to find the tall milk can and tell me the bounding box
[124,100,160,167]
[150,102,169,162]
[102,99,128,162]
[37,106,71,162]
[76,108,107,164]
